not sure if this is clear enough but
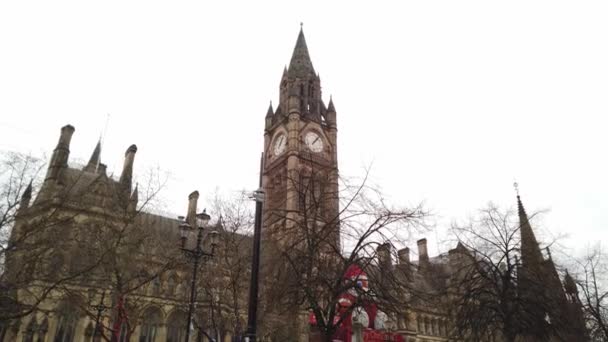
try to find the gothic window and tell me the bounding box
[166,311,187,342]
[139,307,162,342]
[54,309,78,342]
[167,275,177,296]
[151,277,161,296]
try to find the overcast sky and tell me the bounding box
[1,1,606,259]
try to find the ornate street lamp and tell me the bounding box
[179,209,219,342]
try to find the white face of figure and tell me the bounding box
[304,131,323,153]
[273,134,287,156]
[348,274,369,296]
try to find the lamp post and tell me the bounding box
[244,153,265,342]
[89,290,109,341]
[179,209,219,342]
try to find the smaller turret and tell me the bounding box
[45,125,75,181]
[119,144,137,200]
[186,190,199,226]
[265,101,274,130]
[326,96,337,128]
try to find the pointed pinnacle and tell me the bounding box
[266,101,274,118]
[327,96,336,112]
[516,189,543,265]
[86,139,102,170]
[22,180,33,200]
[288,27,315,77]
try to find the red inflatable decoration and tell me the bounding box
[309,265,405,342]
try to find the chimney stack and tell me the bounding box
[377,243,392,269]
[119,144,137,198]
[398,247,410,266]
[417,238,429,267]
[186,191,199,225]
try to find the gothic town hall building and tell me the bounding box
[1,28,588,342]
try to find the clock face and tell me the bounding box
[273,134,287,156]
[304,131,323,153]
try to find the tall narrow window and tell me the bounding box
[54,303,79,342]
[139,307,162,342]
[166,311,187,342]
[151,277,161,296]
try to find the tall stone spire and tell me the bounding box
[287,25,315,78]
[515,184,543,266]
[84,139,102,172]
[278,26,323,120]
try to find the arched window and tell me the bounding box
[167,276,177,297]
[166,311,187,342]
[151,277,161,297]
[139,307,162,342]
[54,302,80,342]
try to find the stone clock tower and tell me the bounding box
[262,27,339,246]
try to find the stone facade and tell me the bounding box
[1,29,588,342]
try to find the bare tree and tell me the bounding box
[574,244,608,342]
[259,161,426,342]
[448,202,585,342]
[193,191,254,341]
[0,140,173,342]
